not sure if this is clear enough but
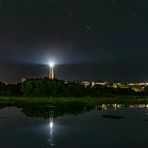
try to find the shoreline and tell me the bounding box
[0,96,147,106]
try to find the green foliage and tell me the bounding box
[21,78,87,97]
[0,79,145,97]
[21,78,138,97]
[144,86,148,93]
[0,82,21,96]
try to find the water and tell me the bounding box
[0,105,148,148]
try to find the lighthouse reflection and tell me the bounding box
[48,117,55,147]
[49,117,54,129]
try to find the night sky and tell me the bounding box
[0,0,148,83]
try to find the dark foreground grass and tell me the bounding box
[0,96,147,107]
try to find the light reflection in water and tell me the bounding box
[97,104,148,111]
[129,104,148,108]
[48,117,55,147]
[49,117,54,129]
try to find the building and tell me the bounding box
[49,63,55,80]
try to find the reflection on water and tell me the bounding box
[49,117,54,129]
[20,104,95,147]
[0,103,148,119]
[129,104,148,108]
[21,104,95,119]
[0,104,148,148]
[49,117,54,147]
[97,103,148,111]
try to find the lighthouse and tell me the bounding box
[49,62,54,80]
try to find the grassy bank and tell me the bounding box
[0,96,147,107]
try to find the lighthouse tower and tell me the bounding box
[49,63,54,80]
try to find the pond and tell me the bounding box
[0,104,148,148]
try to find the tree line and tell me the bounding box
[1,78,148,97]
[0,81,21,96]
